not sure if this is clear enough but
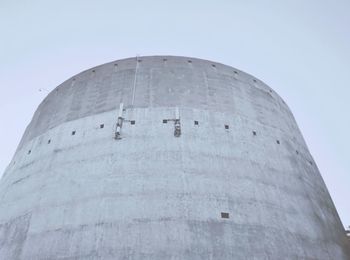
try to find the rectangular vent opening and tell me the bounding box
[221,212,229,219]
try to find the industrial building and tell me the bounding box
[0,56,349,259]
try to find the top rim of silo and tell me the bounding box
[45,55,277,100]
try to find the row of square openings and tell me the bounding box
[111,59,229,70]
[70,121,136,135]
[26,122,136,154]
[162,120,280,141]
[26,121,282,156]
[81,59,264,90]
[162,120,231,128]
[101,59,249,78]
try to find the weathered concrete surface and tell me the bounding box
[0,56,349,259]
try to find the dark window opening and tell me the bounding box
[163,119,168,124]
[163,58,167,62]
[252,131,257,136]
[137,59,142,63]
[47,139,51,144]
[221,212,229,219]
[253,79,257,83]
[276,140,280,144]
[72,131,76,135]
[212,64,216,68]
[225,125,229,129]
[130,120,135,125]
[100,124,104,129]
[194,121,199,125]
[296,150,299,154]
[28,150,31,154]
[188,60,192,63]
[234,71,238,74]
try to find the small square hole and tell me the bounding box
[100,124,104,129]
[212,64,216,68]
[194,121,199,125]
[188,60,192,63]
[225,125,229,129]
[252,131,257,136]
[72,131,76,135]
[163,119,168,124]
[276,140,280,144]
[47,139,51,144]
[130,120,135,125]
[221,212,229,219]
[28,150,31,155]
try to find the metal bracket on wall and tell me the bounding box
[164,107,181,137]
[114,103,135,140]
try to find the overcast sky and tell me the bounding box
[0,0,349,228]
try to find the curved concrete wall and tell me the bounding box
[0,56,349,259]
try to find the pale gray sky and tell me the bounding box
[0,0,349,227]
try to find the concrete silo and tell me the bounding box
[0,56,349,259]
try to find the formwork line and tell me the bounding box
[131,55,139,107]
